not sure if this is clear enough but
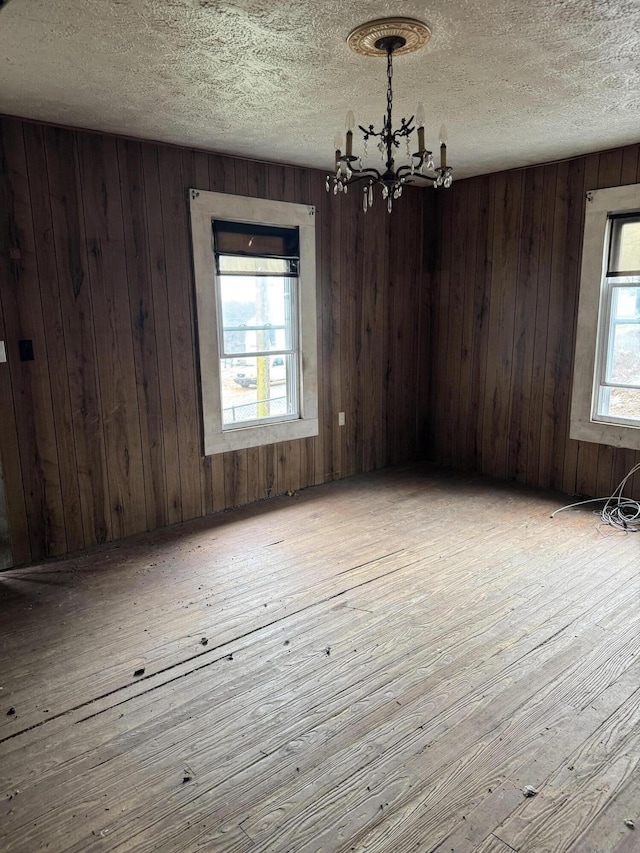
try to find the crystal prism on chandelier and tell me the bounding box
[326,17,453,213]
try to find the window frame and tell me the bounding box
[570,182,640,449]
[189,189,318,456]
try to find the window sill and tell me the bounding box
[570,417,640,451]
[205,417,319,455]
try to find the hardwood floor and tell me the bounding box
[1,465,639,853]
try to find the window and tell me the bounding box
[571,183,640,449]
[189,190,318,455]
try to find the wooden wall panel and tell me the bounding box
[23,124,85,554]
[157,146,204,521]
[427,142,640,500]
[0,121,67,560]
[44,126,111,547]
[0,247,29,567]
[140,143,182,525]
[79,133,147,540]
[0,116,429,566]
[117,139,168,533]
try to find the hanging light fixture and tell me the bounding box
[326,18,453,213]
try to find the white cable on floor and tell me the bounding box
[551,462,640,532]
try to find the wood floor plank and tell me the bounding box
[0,467,638,853]
[15,560,630,852]
[472,836,515,853]
[0,472,635,737]
[494,684,640,852]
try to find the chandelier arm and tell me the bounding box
[395,163,435,182]
[403,173,437,185]
[341,168,384,186]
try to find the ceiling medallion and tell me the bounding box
[346,17,431,57]
[327,17,453,213]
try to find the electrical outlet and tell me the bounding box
[338,412,345,426]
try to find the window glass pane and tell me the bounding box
[606,287,640,385]
[597,386,640,422]
[220,355,297,425]
[609,217,640,274]
[219,275,294,354]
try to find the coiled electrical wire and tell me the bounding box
[551,463,640,532]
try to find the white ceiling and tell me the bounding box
[1,0,639,179]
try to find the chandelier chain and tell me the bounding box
[385,49,393,170]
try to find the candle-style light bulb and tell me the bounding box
[416,103,426,153]
[439,123,447,169]
[345,111,355,159]
[334,133,343,153]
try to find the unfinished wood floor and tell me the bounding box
[1,465,639,853]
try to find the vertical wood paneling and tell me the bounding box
[399,189,422,463]
[555,155,587,496]
[23,124,84,554]
[316,168,338,483]
[361,195,389,472]
[157,146,203,521]
[0,116,428,565]
[387,188,424,467]
[0,230,29,566]
[117,139,168,532]
[43,126,110,547]
[295,166,317,490]
[481,171,523,480]
[507,165,544,482]
[457,178,479,469]
[417,189,437,453]
[526,164,557,487]
[431,179,453,466]
[429,143,640,500]
[0,121,67,559]
[141,143,182,525]
[573,155,601,497]
[538,160,570,489]
[328,181,343,481]
[78,133,147,539]
[462,175,493,469]
[338,184,357,477]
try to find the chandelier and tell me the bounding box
[326,18,453,213]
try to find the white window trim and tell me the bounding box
[570,182,640,450]
[189,189,318,456]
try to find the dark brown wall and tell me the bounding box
[0,117,434,566]
[426,143,640,499]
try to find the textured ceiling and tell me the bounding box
[1,0,639,179]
